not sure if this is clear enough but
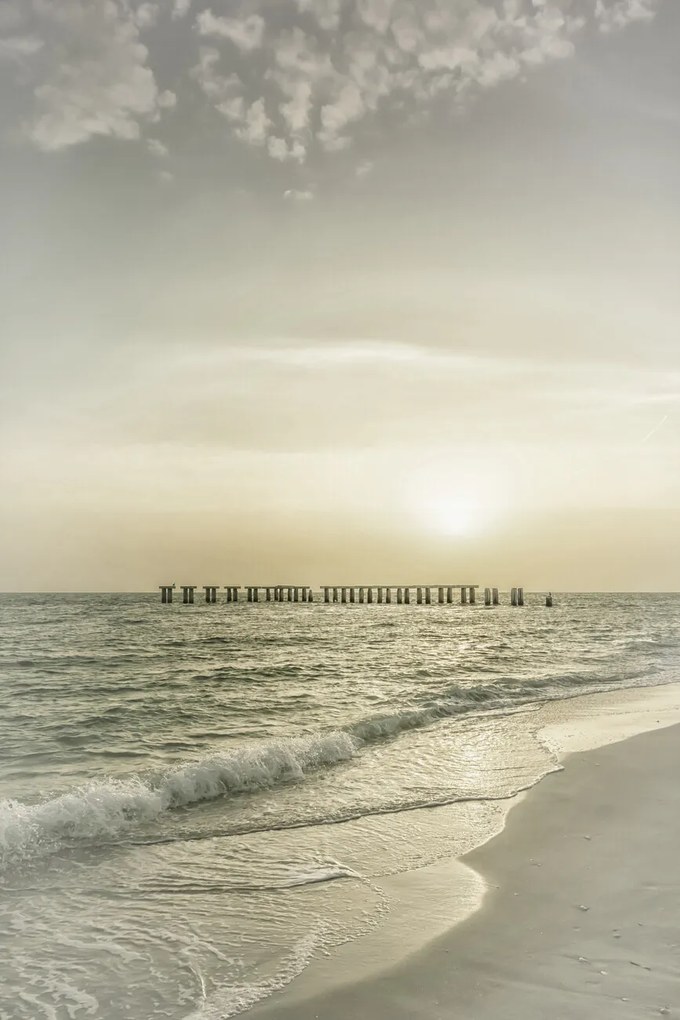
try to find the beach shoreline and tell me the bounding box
[247,690,680,1018]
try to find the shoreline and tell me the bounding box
[246,685,680,1018]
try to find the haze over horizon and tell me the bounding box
[1,0,679,592]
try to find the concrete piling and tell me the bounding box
[377,587,383,604]
[447,586,453,604]
[404,587,411,604]
[461,587,468,605]
[324,587,330,603]
[426,587,432,605]
[350,588,355,603]
[386,588,392,603]
[484,587,492,606]
[546,592,553,608]
[417,587,423,604]
[367,587,373,604]
[181,586,196,605]
[204,586,218,604]
[469,587,476,605]
[438,587,445,604]
[517,587,525,607]
[511,587,518,607]
[160,586,174,604]
[493,587,499,606]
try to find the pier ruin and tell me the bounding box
[159,584,529,606]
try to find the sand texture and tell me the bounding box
[250,724,680,1019]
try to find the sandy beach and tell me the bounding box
[250,722,680,1019]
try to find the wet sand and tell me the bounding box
[249,723,680,1019]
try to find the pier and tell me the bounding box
[159,583,534,606]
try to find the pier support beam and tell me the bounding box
[342,588,347,603]
[404,587,411,604]
[386,588,392,604]
[204,586,218,604]
[438,587,445,604]
[181,586,196,605]
[159,586,174,604]
[417,587,423,604]
[377,587,383,604]
[359,587,365,604]
[484,587,492,607]
[333,588,338,603]
[493,587,499,606]
[469,587,476,605]
[511,587,518,607]
[324,588,330,603]
[426,587,432,605]
[447,586,453,604]
[397,588,403,604]
[517,587,525,607]
[308,588,314,603]
[350,588,355,604]
[461,587,468,605]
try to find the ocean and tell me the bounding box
[2,592,679,1019]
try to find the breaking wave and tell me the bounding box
[0,668,657,868]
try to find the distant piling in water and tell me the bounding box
[158,583,534,608]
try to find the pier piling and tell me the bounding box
[181,586,196,605]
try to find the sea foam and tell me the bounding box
[0,673,645,867]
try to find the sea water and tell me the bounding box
[1,592,679,1018]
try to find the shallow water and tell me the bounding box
[1,592,679,1018]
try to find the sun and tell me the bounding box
[421,496,484,537]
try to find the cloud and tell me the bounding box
[4,0,175,151]
[186,0,664,166]
[195,10,265,51]
[235,98,271,145]
[147,137,169,157]
[172,0,192,20]
[595,0,660,33]
[1,0,665,166]
[296,0,343,31]
[134,3,160,30]
[0,34,44,62]
[284,187,314,201]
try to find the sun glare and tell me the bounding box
[420,496,486,537]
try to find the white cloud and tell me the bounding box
[135,3,160,30]
[296,0,343,31]
[187,0,654,166]
[147,137,168,157]
[15,0,174,152]
[595,0,659,33]
[2,0,666,166]
[235,98,271,146]
[284,187,314,201]
[172,0,192,20]
[0,34,44,62]
[195,10,265,52]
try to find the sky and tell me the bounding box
[1,0,679,591]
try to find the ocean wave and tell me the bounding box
[0,669,657,868]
